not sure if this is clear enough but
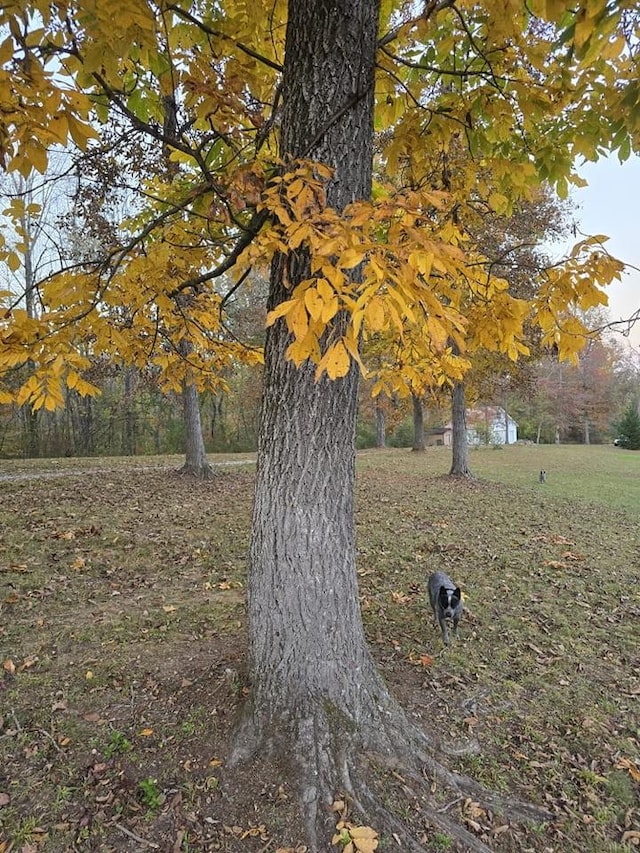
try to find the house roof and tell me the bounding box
[442,405,518,431]
[466,406,518,426]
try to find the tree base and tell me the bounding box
[176,461,216,480]
[229,692,551,852]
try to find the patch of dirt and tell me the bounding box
[1,456,639,852]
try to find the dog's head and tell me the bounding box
[438,585,462,618]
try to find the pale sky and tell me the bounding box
[569,154,640,351]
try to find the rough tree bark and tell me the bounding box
[449,381,473,476]
[231,2,547,848]
[411,393,426,451]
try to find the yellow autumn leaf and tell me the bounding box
[287,299,309,340]
[320,295,339,324]
[426,315,448,351]
[408,251,434,278]
[364,297,385,332]
[7,252,21,272]
[318,340,350,380]
[339,247,365,269]
[266,298,297,328]
[349,825,378,853]
[615,757,640,783]
[304,287,324,321]
[286,333,320,366]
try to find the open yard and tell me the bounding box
[0,444,638,852]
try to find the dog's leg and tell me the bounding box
[439,617,450,645]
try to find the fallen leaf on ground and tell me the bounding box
[616,757,640,783]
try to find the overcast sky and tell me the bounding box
[568,153,640,351]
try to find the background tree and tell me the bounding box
[616,399,640,449]
[411,392,426,451]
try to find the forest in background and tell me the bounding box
[1,331,638,458]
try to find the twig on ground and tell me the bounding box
[38,728,63,754]
[115,822,160,849]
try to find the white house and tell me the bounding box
[465,405,518,445]
[426,405,518,447]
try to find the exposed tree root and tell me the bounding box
[229,695,553,852]
[176,461,215,479]
[346,770,495,853]
[448,469,477,480]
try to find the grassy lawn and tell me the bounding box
[0,445,638,852]
[357,442,640,511]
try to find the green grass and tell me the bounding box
[357,443,640,512]
[0,446,638,852]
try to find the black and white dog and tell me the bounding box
[428,571,463,645]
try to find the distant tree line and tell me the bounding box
[1,337,637,458]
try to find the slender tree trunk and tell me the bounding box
[449,381,472,476]
[21,406,40,458]
[20,212,41,458]
[583,417,591,445]
[375,397,386,448]
[162,94,214,478]
[411,393,426,451]
[122,367,137,456]
[179,377,213,478]
[176,340,212,477]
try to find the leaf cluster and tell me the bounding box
[0,0,637,409]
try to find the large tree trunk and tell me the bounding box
[241,0,382,715]
[232,0,411,837]
[411,392,426,451]
[231,2,547,848]
[449,381,473,476]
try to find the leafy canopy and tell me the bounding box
[0,0,636,409]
